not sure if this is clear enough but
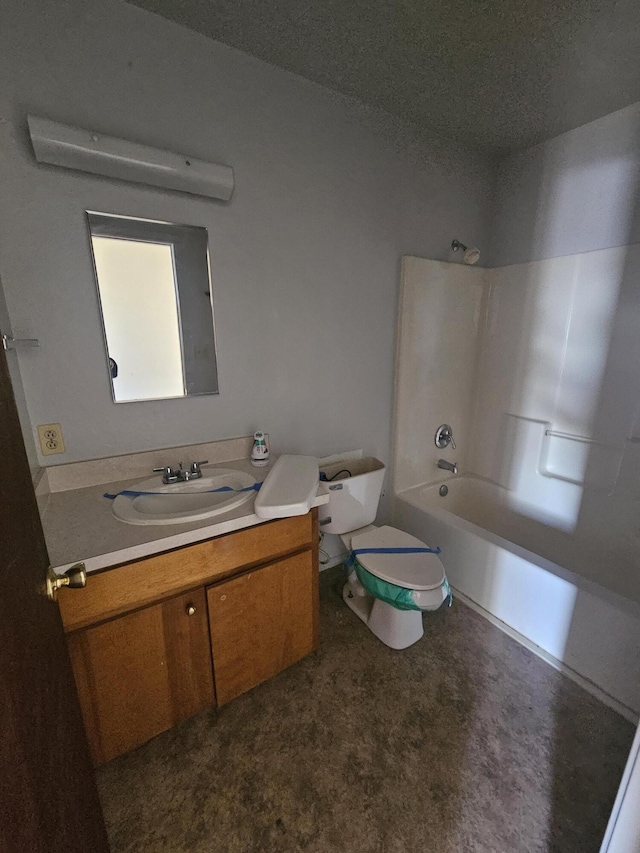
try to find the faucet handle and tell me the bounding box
[435,424,456,450]
[153,465,180,483]
[190,460,208,474]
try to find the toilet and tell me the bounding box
[320,457,450,649]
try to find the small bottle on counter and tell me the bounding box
[251,431,270,467]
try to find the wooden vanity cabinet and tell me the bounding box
[208,549,317,705]
[67,589,214,765]
[58,511,318,765]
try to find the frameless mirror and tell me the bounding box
[87,212,219,403]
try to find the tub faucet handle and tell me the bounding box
[435,424,456,450]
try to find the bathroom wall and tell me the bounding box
[489,101,640,267]
[0,0,493,473]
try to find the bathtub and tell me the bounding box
[393,475,640,720]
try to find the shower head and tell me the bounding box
[451,239,480,265]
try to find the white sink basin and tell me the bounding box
[112,468,258,525]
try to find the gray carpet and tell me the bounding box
[97,568,634,852]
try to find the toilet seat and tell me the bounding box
[350,525,445,591]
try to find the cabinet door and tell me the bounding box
[207,550,318,705]
[67,589,214,764]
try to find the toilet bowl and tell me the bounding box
[319,458,450,649]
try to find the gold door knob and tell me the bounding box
[44,563,86,601]
[186,605,196,616]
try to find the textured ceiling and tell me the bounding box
[125,0,640,154]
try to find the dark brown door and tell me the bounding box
[0,347,110,852]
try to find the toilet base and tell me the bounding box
[342,579,424,650]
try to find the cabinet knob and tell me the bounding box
[186,605,196,616]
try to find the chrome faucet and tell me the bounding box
[153,465,180,484]
[437,458,458,474]
[153,460,208,484]
[182,460,208,481]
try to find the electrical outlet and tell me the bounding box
[37,423,66,456]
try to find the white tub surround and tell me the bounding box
[395,251,640,604]
[392,257,489,495]
[392,252,640,719]
[393,477,640,721]
[39,450,328,574]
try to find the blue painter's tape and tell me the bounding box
[344,545,441,570]
[352,546,441,556]
[103,482,262,500]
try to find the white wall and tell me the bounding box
[489,102,640,267]
[0,0,493,474]
[603,723,640,853]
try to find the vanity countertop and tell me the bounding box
[39,456,329,573]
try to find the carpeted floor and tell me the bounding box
[97,568,634,853]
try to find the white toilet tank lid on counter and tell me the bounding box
[254,454,319,519]
[351,526,445,590]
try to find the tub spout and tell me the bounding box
[437,459,457,474]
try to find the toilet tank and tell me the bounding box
[318,457,386,535]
